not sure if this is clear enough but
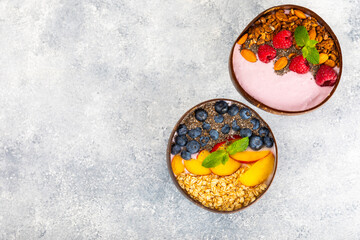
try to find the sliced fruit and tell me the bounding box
[210,158,241,176]
[230,150,270,163]
[184,150,211,175]
[171,154,184,176]
[211,141,226,152]
[239,152,275,187]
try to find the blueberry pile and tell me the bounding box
[171,101,275,158]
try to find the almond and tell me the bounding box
[241,49,257,63]
[288,53,296,59]
[319,53,329,64]
[309,28,316,40]
[324,59,335,68]
[237,34,248,45]
[294,10,306,19]
[274,57,288,71]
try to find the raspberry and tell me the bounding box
[315,65,337,86]
[258,44,277,63]
[289,55,310,74]
[273,30,293,49]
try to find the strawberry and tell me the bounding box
[273,30,293,49]
[315,65,337,86]
[289,55,310,74]
[258,44,277,63]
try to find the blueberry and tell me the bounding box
[200,136,210,147]
[209,129,219,140]
[214,114,224,123]
[221,124,230,134]
[259,127,270,137]
[177,124,188,136]
[186,140,201,154]
[228,105,239,116]
[214,100,228,114]
[181,150,191,160]
[171,144,182,155]
[240,128,252,138]
[249,135,264,151]
[188,127,202,138]
[239,108,251,120]
[232,120,240,131]
[263,136,274,148]
[175,135,188,146]
[195,109,208,122]
[250,118,260,130]
[202,122,211,130]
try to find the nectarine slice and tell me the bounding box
[210,157,241,176]
[239,152,275,187]
[211,142,226,152]
[184,150,211,175]
[231,150,270,163]
[171,154,184,176]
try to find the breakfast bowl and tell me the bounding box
[167,99,278,213]
[229,5,342,115]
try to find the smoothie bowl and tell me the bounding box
[167,99,278,213]
[230,5,342,115]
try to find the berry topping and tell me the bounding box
[186,140,200,154]
[199,136,210,147]
[214,101,229,114]
[239,108,251,120]
[289,55,310,74]
[240,128,252,138]
[249,135,264,151]
[181,150,191,160]
[262,137,274,148]
[214,114,224,123]
[228,105,240,116]
[188,127,202,139]
[315,64,337,87]
[232,120,240,131]
[177,124,188,136]
[258,44,277,63]
[202,122,211,130]
[195,109,208,122]
[273,29,293,49]
[259,127,270,137]
[209,129,219,140]
[175,135,188,146]
[250,118,260,130]
[221,124,230,134]
[171,144,182,155]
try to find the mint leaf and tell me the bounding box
[202,150,227,168]
[226,137,249,155]
[306,39,318,48]
[306,47,320,64]
[221,154,230,165]
[302,46,309,58]
[294,26,309,47]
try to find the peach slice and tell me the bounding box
[184,150,211,175]
[230,150,270,163]
[171,154,184,176]
[210,141,226,152]
[210,157,241,176]
[239,152,275,187]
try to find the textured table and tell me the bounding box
[0,0,359,239]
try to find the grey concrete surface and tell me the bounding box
[0,0,360,239]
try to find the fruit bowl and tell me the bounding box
[229,5,342,115]
[167,99,278,213]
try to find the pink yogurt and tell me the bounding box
[232,44,337,112]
